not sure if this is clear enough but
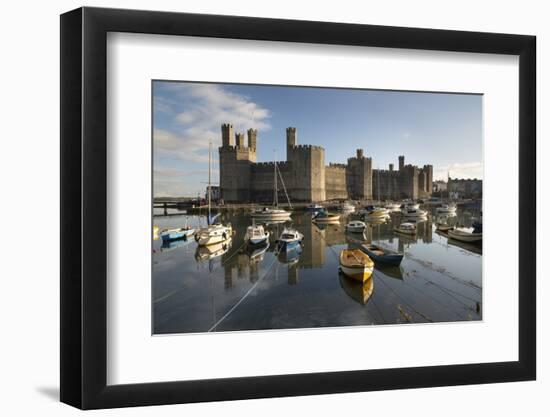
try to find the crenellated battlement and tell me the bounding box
[219,123,432,203]
[327,163,347,169]
[253,161,290,169]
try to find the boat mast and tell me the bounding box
[208,140,212,221]
[377,166,380,204]
[274,150,278,207]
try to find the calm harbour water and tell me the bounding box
[152,206,482,334]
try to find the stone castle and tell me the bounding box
[219,124,433,203]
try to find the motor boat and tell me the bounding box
[277,228,304,251]
[244,224,270,245]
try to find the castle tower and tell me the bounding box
[389,163,394,171]
[236,132,245,148]
[247,128,257,150]
[357,149,364,158]
[398,155,405,171]
[286,127,297,157]
[221,123,234,147]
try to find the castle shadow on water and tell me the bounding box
[219,124,433,203]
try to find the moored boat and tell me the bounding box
[385,202,401,212]
[436,204,457,214]
[346,220,367,233]
[360,243,404,266]
[403,202,420,210]
[447,228,482,243]
[436,223,454,232]
[360,205,389,217]
[160,226,195,243]
[313,210,340,223]
[244,224,270,245]
[277,228,304,251]
[194,239,232,262]
[339,249,374,282]
[339,201,356,213]
[251,207,292,221]
[394,222,417,235]
[195,223,232,246]
[401,207,428,217]
[305,203,324,212]
[197,140,233,247]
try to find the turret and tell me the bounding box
[221,123,234,147]
[398,155,405,171]
[389,163,394,171]
[356,149,364,159]
[247,128,257,150]
[286,127,297,148]
[236,132,245,148]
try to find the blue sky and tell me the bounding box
[153,81,482,197]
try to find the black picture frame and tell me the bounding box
[60,6,536,410]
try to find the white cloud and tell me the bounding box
[434,162,483,181]
[153,82,271,164]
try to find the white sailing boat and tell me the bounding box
[251,153,292,221]
[196,141,233,246]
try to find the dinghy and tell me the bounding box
[360,243,403,266]
[436,223,454,232]
[160,226,195,243]
[339,249,374,282]
[346,220,367,233]
[401,207,428,217]
[394,222,417,235]
[312,210,340,223]
[436,204,457,214]
[447,228,482,243]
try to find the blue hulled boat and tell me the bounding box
[160,227,195,243]
[360,243,404,266]
[277,228,304,252]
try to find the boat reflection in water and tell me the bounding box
[153,206,483,334]
[339,273,374,305]
[194,238,232,262]
[160,237,192,252]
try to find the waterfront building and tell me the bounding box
[219,124,433,203]
[448,178,483,199]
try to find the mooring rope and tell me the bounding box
[207,252,280,332]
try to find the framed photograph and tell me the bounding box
[60,7,536,409]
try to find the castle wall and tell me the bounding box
[347,151,373,200]
[219,125,431,203]
[287,144,326,202]
[398,165,419,200]
[325,164,347,200]
[373,169,400,200]
[250,161,294,203]
[219,144,256,202]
